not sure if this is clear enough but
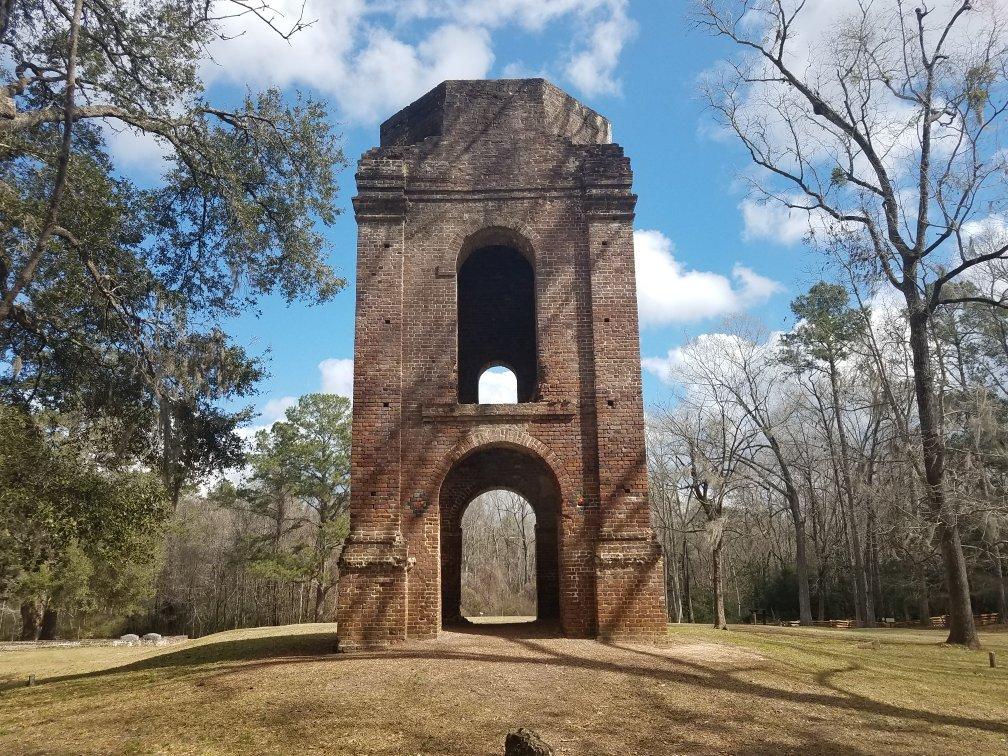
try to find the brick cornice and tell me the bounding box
[352,191,407,220]
[581,190,637,220]
[354,153,407,220]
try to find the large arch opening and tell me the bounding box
[439,445,560,628]
[457,238,537,404]
[460,490,536,620]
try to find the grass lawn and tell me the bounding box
[1,622,1006,755]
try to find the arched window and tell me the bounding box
[457,239,537,404]
[477,366,518,404]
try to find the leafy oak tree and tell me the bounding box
[0,1,347,501]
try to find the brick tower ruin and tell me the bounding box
[337,79,666,649]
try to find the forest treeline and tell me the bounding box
[649,283,1008,629]
[7,279,1004,639]
[1,393,351,640]
[460,490,538,618]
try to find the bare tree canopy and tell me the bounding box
[695,0,1008,648]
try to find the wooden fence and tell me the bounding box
[929,613,1001,628]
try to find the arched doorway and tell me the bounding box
[439,445,561,628]
[460,490,536,620]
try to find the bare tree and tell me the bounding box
[460,491,537,618]
[675,323,817,625]
[696,0,1008,648]
[661,394,755,630]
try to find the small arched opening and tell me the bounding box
[477,365,518,404]
[439,445,560,629]
[457,230,537,404]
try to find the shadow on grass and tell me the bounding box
[8,624,1007,749]
[0,629,340,692]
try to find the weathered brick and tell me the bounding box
[337,79,666,650]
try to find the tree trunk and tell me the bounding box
[810,496,826,622]
[19,601,41,641]
[917,563,931,627]
[993,544,1007,625]
[766,431,813,626]
[520,512,530,588]
[272,580,280,627]
[712,537,728,630]
[682,541,695,623]
[789,496,814,626]
[666,531,683,623]
[868,523,884,621]
[817,571,826,623]
[314,581,325,622]
[905,305,978,648]
[827,355,875,628]
[39,608,59,640]
[839,502,863,626]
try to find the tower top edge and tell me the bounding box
[378,78,612,148]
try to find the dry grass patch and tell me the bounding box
[0,622,1005,755]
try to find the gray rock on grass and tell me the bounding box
[504,729,553,756]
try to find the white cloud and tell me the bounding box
[739,199,813,246]
[447,0,602,29]
[339,24,494,123]
[202,0,634,126]
[643,334,745,390]
[319,357,354,396]
[707,1,1008,247]
[865,284,906,333]
[101,121,171,174]
[235,394,296,443]
[262,395,297,423]
[235,425,267,443]
[739,195,857,247]
[958,213,1008,299]
[401,0,636,96]
[732,264,784,303]
[634,229,784,326]
[642,347,686,385]
[565,1,635,96]
[478,366,518,403]
[239,359,353,444]
[961,213,1008,242]
[205,1,494,123]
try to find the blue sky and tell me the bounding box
[113,0,846,428]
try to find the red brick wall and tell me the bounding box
[337,79,666,649]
